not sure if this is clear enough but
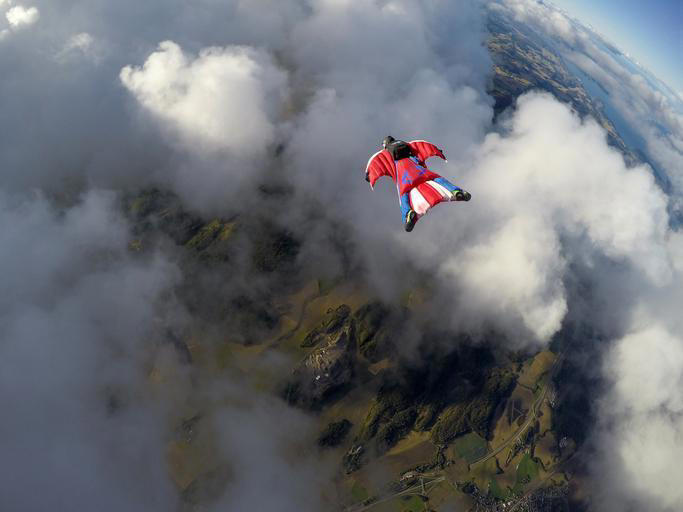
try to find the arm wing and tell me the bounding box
[409,140,446,163]
[365,149,395,189]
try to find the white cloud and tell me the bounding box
[6,5,39,28]
[0,0,489,509]
[429,92,671,342]
[56,32,102,63]
[66,32,93,52]
[610,326,683,414]
[0,191,181,511]
[588,233,683,511]
[496,0,683,210]
[615,417,683,511]
[451,214,567,340]
[597,324,683,511]
[2,1,680,508]
[497,0,579,45]
[212,390,336,511]
[120,41,287,156]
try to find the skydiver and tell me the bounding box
[365,136,470,232]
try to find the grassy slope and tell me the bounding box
[130,190,571,509]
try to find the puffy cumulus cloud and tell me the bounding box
[584,235,683,511]
[0,0,310,205]
[491,94,668,280]
[449,214,567,341]
[0,3,39,40]
[121,41,288,156]
[610,326,683,414]
[0,191,181,511]
[5,5,39,28]
[119,40,292,212]
[614,418,683,511]
[419,92,670,342]
[593,324,683,512]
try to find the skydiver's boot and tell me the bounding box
[404,210,418,232]
[453,189,471,201]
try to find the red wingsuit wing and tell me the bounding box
[409,140,446,163]
[365,149,396,189]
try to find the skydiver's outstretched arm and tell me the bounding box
[409,140,447,163]
[365,149,395,189]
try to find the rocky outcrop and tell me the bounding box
[286,313,356,409]
[353,302,390,361]
[317,419,352,448]
[301,305,351,348]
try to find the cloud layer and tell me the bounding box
[1,0,682,510]
[491,0,683,213]
[484,2,683,509]
[455,93,669,339]
[0,191,180,511]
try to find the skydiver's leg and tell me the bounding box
[400,193,418,232]
[400,193,412,220]
[433,177,471,201]
[433,177,461,193]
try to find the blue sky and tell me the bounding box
[551,0,682,92]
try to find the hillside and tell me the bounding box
[125,187,585,511]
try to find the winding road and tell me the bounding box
[344,475,445,512]
[469,353,564,467]
[344,352,566,511]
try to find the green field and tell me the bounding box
[397,495,425,512]
[351,481,369,502]
[453,432,488,463]
[512,453,539,494]
[488,477,508,500]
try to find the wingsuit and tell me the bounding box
[365,136,470,231]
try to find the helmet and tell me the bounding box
[382,136,395,149]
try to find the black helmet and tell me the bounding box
[382,136,395,149]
